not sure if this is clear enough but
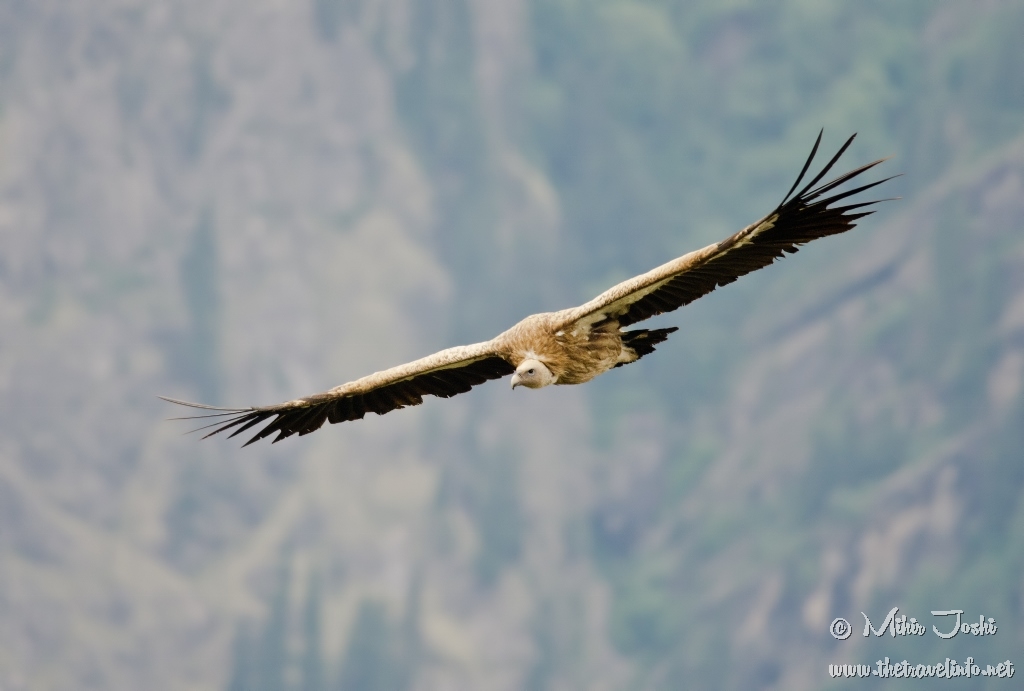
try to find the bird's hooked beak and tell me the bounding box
[510,373,522,390]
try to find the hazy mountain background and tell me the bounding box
[2,1,1023,689]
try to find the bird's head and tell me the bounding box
[511,359,556,390]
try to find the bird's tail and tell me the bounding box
[616,327,679,367]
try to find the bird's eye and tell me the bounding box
[528,368,535,375]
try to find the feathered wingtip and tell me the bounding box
[158,395,263,440]
[158,395,248,415]
[161,394,347,447]
[780,130,900,211]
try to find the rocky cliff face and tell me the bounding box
[1,2,1022,689]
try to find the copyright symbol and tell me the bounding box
[830,617,852,640]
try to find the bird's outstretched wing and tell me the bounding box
[556,131,896,332]
[162,342,514,446]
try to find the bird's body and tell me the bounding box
[499,312,649,386]
[164,132,895,446]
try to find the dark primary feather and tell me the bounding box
[163,356,514,447]
[615,131,896,328]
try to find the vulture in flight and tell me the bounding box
[164,132,894,446]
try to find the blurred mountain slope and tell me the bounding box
[0,1,1022,689]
